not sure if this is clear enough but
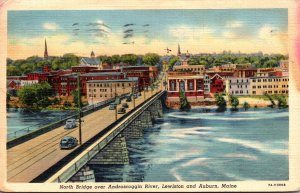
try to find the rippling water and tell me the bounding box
[92,107,288,182]
[7,108,75,137]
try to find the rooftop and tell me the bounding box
[87,77,138,83]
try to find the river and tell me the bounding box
[7,108,75,140]
[91,107,288,182]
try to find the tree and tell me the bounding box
[7,93,11,102]
[276,96,288,108]
[18,83,52,108]
[214,93,227,112]
[142,53,160,66]
[72,89,82,108]
[63,101,72,108]
[243,101,250,111]
[111,54,121,64]
[187,58,199,65]
[168,56,180,70]
[121,54,138,65]
[229,95,239,111]
[179,90,191,111]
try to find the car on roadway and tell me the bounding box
[60,136,78,149]
[138,92,142,96]
[117,107,126,114]
[64,119,77,129]
[133,93,138,99]
[126,95,132,102]
[115,97,121,104]
[122,103,129,108]
[109,102,117,110]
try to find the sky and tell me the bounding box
[8,9,288,59]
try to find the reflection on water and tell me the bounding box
[91,108,288,182]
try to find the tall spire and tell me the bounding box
[44,39,48,59]
[177,43,181,57]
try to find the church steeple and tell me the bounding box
[90,50,95,58]
[44,39,48,59]
[177,44,181,56]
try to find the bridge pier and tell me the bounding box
[69,166,95,182]
[68,95,165,182]
[89,135,129,165]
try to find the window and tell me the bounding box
[179,80,185,91]
[253,86,256,89]
[253,80,256,82]
[253,91,256,94]
[188,81,194,90]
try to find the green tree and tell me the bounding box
[72,89,82,108]
[7,93,11,102]
[142,53,160,66]
[111,54,121,64]
[229,95,239,111]
[179,90,191,111]
[243,101,250,111]
[187,58,199,65]
[99,55,112,65]
[63,101,72,108]
[18,83,52,108]
[214,93,227,112]
[276,96,288,108]
[121,54,138,65]
[168,56,180,70]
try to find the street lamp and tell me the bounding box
[77,73,83,145]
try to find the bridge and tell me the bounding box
[7,85,167,182]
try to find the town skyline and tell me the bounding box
[8,9,288,60]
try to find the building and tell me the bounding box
[204,74,210,94]
[210,74,225,94]
[7,80,21,96]
[20,80,39,87]
[79,52,101,68]
[250,76,289,95]
[280,60,288,69]
[86,77,138,105]
[226,77,250,96]
[71,66,98,73]
[167,72,204,102]
[233,68,257,78]
[174,64,205,74]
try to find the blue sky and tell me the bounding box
[8,9,288,59]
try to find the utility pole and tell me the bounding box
[77,73,82,145]
[115,83,117,121]
[132,84,136,108]
[143,79,146,101]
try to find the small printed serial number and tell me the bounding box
[268,183,286,187]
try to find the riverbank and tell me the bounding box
[7,96,87,110]
[166,95,288,109]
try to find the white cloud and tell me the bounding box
[226,21,243,28]
[223,31,236,39]
[258,25,277,39]
[43,22,58,31]
[169,25,215,40]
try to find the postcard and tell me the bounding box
[0,0,300,192]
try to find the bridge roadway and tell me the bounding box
[7,89,161,182]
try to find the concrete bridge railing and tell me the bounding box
[44,90,166,183]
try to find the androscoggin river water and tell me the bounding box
[91,107,288,182]
[7,107,288,181]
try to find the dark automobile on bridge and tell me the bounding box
[60,136,78,150]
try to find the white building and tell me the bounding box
[204,74,210,94]
[226,77,250,96]
[20,80,39,87]
[86,77,138,105]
